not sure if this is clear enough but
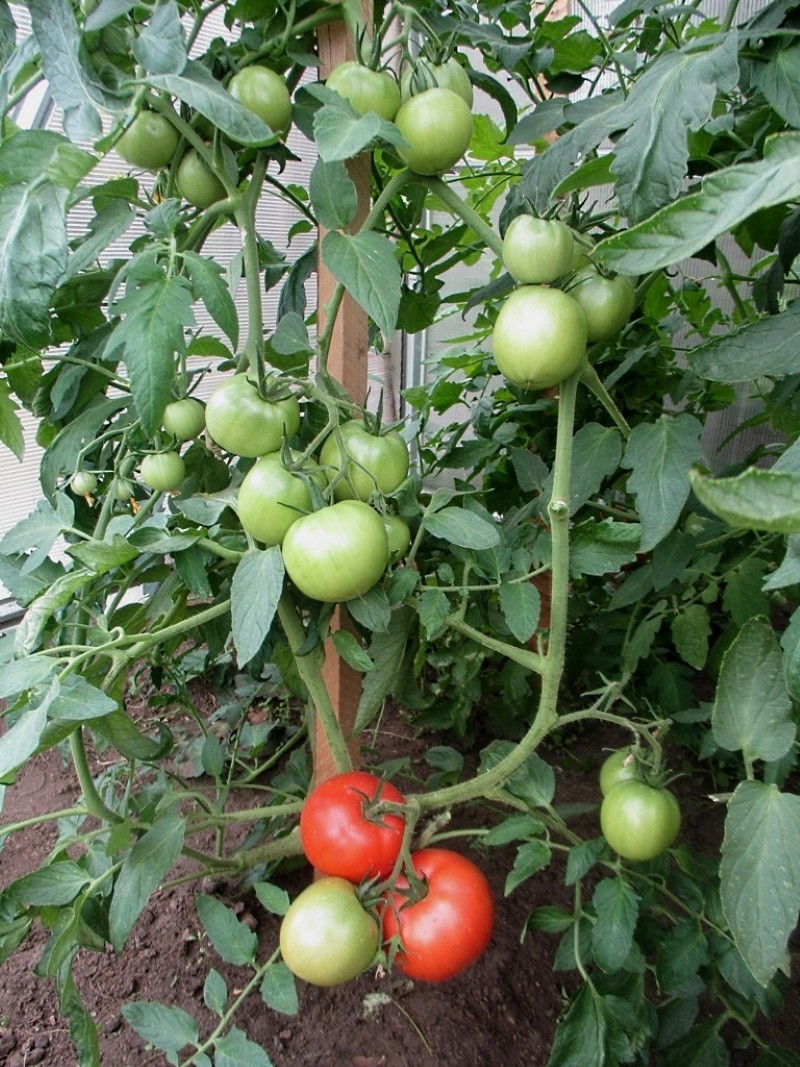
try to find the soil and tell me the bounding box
[0,705,798,1067]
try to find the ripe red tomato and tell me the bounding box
[492,285,588,390]
[300,771,406,883]
[228,65,292,138]
[280,876,379,986]
[502,215,575,285]
[115,111,178,171]
[394,87,473,176]
[381,848,494,982]
[326,62,401,121]
[600,780,681,861]
[176,149,227,208]
[281,500,389,603]
[205,374,300,458]
[569,268,637,342]
[319,420,410,502]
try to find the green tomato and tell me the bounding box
[394,88,473,176]
[569,268,637,342]
[385,515,411,561]
[320,421,410,502]
[502,216,575,285]
[112,477,134,502]
[139,451,185,492]
[237,451,323,546]
[176,149,227,209]
[282,500,389,603]
[205,375,301,458]
[492,286,588,391]
[400,56,474,107]
[599,748,641,797]
[280,877,379,987]
[326,62,401,121]
[115,112,179,171]
[70,470,98,497]
[162,398,206,441]
[228,66,292,138]
[600,780,681,862]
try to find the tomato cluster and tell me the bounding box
[598,748,681,862]
[280,771,494,987]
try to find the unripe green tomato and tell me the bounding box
[492,285,588,391]
[326,62,401,121]
[162,397,206,441]
[70,470,98,496]
[139,451,185,492]
[228,66,292,138]
[205,374,301,458]
[600,780,681,862]
[502,216,575,285]
[599,748,640,796]
[400,56,474,107]
[385,514,411,561]
[176,149,227,209]
[237,451,323,546]
[115,112,179,171]
[112,477,134,502]
[320,420,410,502]
[569,268,637,343]
[394,88,473,176]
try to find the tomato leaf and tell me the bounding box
[547,982,609,1067]
[499,579,540,644]
[182,251,239,348]
[623,413,703,552]
[260,962,298,1016]
[354,605,414,733]
[253,882,290,916]
[309,157,358,231]
[658,1020,729,1067]
[690,468,800,535]
[321,230,401,339]
[215,1026,274,1067]
[0,378,24,460]
[655,918,709,996]
[331,628,374,673]
[203,969,228,1016]
[43,674,118,721]
[195,894,258,967]
[131,0,186,76]
[591,878,639,972]
[752,41,800,128]
[780,610,800,701]
[712,617,795,762]
[689,300,800,383]
[109,811,185,951]
[231,548,284,667]
[422,506,500,549]
[596,132,800,274]
[311,90,406,162]
[505,840,551,895]
[720,780,800,986]
[671,604,711,670]
[120,1001,199,1058]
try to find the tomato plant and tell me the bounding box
[139,451,185,492]
[319,420,409,501]
[115,111,179,171]
[237,450,321,546]
[569,268,637,342]
[281,500,389,603]
[299,771,406,882]
[393,87,473,176]
[162,398,206,441]
[600,780,681,861]
[176,149,227,208]
[228,65,292,138]
[205,375,301,458]
[400,56,473,107]
[501,215,575,284]
[326,62,401,120]
[598,747,641,796]
[279,877,379,986]
[491,285,588,390]
[381,849,494,982]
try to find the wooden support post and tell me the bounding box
[314,5,373,784]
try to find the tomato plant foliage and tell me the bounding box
[0,0,799,1064]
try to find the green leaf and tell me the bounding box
[499,580,540,644]
[753,41,800,127]
[147,62,276,145]
[0,377,24,460]
[56,957,101,1067]
[591,878,639,972]
[215,1026,274,1066]
[109,812,185,951]
[309,157,357,230]
[569,519,641,577]
[44,674,118,721]
[764,535,800,592]
[120,1001,199,1057]
[331,628,374,673]
[203,969,227,1016]
[565,838,606,886]
[484,813,545,847]
[623,413,703,552]
[781,609,800,701]
[596,132,800,274]
[0,496,72,571]
[549,422,622,515]
[106,268,195,435]
[253,882,290,916]
[689,468,800,535]
[312,93,406,163]
[93,710,173,762]
[231,547,284,667]
[14,570,95,656]
[195,894,257,966]
[67,535,139,574]
[0,703,47,778]
[182,251,239,348]
[713,617,795,762]
[671,604,711,670]
[720,780,800,985]
[354,605,414,733]
[0,655,57,701]
[10,861,91,906]
[131,0,186,76]
[548,982,608,1067]
[346,585,391,633]
[271,311,313,358]
[260,962,298,1016]
[417,587,450,639]
[321,230,401,339]
[689,300,800,383]
[505,840,551,895]
[422,507,500,549]
[659,1021,729,1067]
[655,919,708,996]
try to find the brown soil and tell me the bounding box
[0,712,798,1067]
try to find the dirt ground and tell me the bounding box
[0,710,798,1067]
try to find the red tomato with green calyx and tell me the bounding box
[281,500,389,603]
[600,779,681,861]
[326,62,401,121]
[320,420,409,502]
[205,374,300,458]
[492,285,588,391]
[394,88,473,176]
[115,111,179,171]
[502,215,575,285]
[280,876,379,986]
[569,268,637,343]
[237,450,323,546]
[381,848,494,982]
[300,770,406,883]
[228,65,292,138]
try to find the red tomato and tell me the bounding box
[381,848,494,981]
[300,771,406,883]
